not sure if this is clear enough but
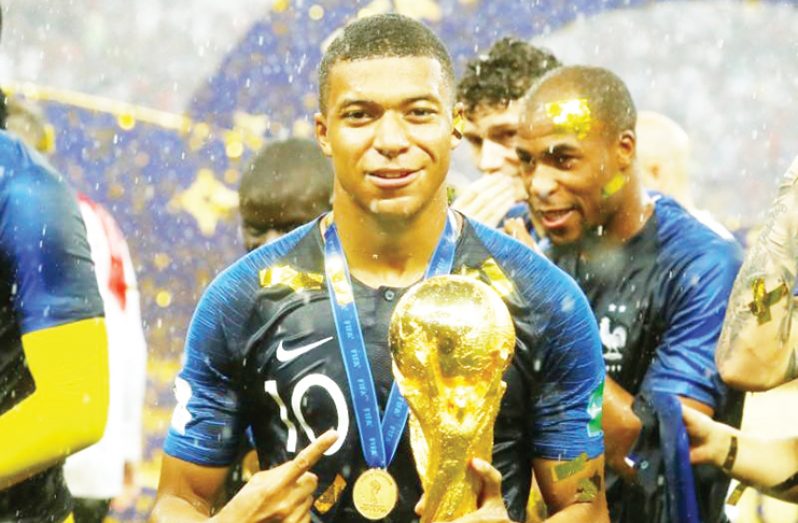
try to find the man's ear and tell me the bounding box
[451,102,465,149]
[616,129,636,170]
[315,112,332,157]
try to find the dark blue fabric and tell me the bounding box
[547,195,744,523]
[164,214,605,522]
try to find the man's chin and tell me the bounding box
[365,196,421,219]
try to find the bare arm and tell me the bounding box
[683,404,798,502]
[151,430,336,523]
[533,454,608,522]
[716,156,798,391]
[601,376,714,480]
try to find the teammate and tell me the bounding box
[153,14,608,523]
[676,156,798,502]
[0,131,108,520]
[513,65,744,523]
[453,38,560,229]
[713,156,798,391]
[239,137,333,251]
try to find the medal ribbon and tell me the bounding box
[323,211,457,469]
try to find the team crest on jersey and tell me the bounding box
[599,303,628,374]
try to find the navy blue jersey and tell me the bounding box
[547,195,744,523]
[165,215,605,522]
[0,131,104,521]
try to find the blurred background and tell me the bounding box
[2,0,797,520]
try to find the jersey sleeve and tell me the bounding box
[0,144,104,332]
[163,279,246,466]
[528,279,606,461]
[641,248,741,409]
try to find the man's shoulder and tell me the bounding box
[0,131,64,195]
[653,196,743,272]
[203,222,319,312]
[464,216,586,305]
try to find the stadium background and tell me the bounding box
[2,0,798,520]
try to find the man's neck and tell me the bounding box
[602,171,653,245]
[330,191,449,289]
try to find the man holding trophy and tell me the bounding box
[153,14,609,523]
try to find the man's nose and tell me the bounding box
[373,112,410,158]
[479,139,509,174]
[530,166,559,200]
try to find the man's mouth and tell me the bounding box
[538,207,576,228]
[367,169,420,189]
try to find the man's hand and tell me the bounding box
[211,430,337,523]
[682,404,734,467]
[415,458,515,523]
[453,175,525,228]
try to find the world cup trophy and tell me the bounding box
[389,275,516,522]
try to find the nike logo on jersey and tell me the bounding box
[276,336,334,362]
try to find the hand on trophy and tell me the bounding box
[390,275,516,522]
[414,458,515,523]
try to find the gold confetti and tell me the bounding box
[545,98,592,139]
[314,474,347,514]
[726,482,747,506]
[117,112,136,131]
[576,474,601,502]
[456,259,515,298]
[309,4,325,20]
[552,453,588,482]
[272,0,290,12]
[326,255,354,305]
[153,253,172,270]
[156,290,172,308]
[602,173,627,198]
[259,265,324,293]
[749,278,790,324]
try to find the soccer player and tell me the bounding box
[453,38,560,229]
[0,131,108,519]
[713,156,798,391]
[239,137,333,251]
[513,65,744,523]
[153,14,608,523]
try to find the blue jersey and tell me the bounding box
[0,131,104,521]
[547,195,744,523]
[165,214,605,522]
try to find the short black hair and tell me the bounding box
[525,65,637,138]
[239,138,333,230]
[318,14,455,114]
[457,37,560,114]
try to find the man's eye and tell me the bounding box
[556,156,576,168]
[466,136,483,148]
[516,149,533,165]
[409,108,435,118]
[343,111,368,120]
[495,130,517,144]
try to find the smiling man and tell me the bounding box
[514,65,744,523]
[153,15,608,523]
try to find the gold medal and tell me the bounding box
[352,468,398,520]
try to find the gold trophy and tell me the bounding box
[389,275,516,522]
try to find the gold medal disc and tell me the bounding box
[352,468,398,520]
